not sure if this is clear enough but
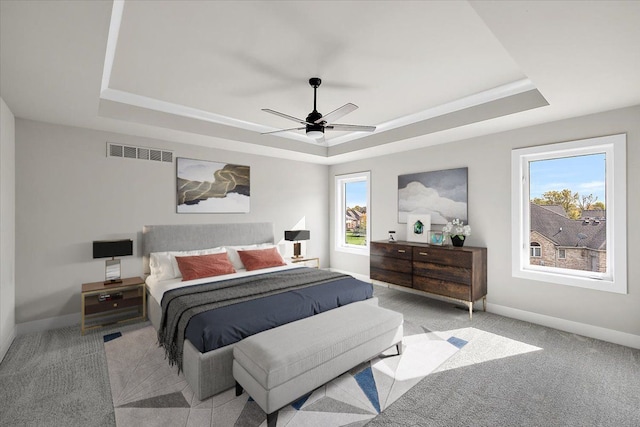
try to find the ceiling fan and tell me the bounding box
[261,77,376,140]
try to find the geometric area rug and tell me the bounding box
[104,323,466,427]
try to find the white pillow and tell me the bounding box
[149,251,175,281]
[224,244,275,270]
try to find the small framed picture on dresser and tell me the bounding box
[406,214,431,243]
[429,231,444,246]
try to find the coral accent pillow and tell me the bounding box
[175,253,236,281]
[237,247,286,271]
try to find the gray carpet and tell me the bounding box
[0,320,151,427]
[1,285,639,426]
[367,286,640,427]
[0,323,116,426]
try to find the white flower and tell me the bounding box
[442,219,471,237]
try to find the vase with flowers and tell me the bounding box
[442,218,471,247]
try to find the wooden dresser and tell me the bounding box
[370,240,487,318]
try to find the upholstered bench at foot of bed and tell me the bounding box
[232,302,404,427]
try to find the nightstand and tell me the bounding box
[81,276,146,334]
[291,257,320,268]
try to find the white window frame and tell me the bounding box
[335,171,370,255]
[511,134,627,294]
[558,249,566,259]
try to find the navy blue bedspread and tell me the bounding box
[184,276,373,352]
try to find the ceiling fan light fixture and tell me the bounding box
[306,121,324,139]
[306,129,324,139]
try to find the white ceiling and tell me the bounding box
[1,1,639,165]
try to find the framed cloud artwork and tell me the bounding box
[176,158,250,213]
[398,167,468,225]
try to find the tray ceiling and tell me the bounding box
[2,1,639,164]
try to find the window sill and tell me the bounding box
[512,267,626,294]
[335,245,370,256]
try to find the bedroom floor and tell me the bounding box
[1,284,639,427]
[104,315,464,426]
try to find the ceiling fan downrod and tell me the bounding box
[309,77,322,112]
[306,77,324,135]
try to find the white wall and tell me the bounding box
[330,105,640,346]
[0,97,16,361]
[15,119,329,329]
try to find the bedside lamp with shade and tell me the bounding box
[284,230,310,259]
[93,239,133,284]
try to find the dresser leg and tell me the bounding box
[483,297,487,312]
[468,303,473,320]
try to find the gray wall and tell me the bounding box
[1,97,16,360]
[330,105,640,340]
[15,119,329,325]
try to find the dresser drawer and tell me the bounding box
[371,254,412,272]
[413,260,472,286]
[413,247,472,268]
[413,276,470,300]
[371,267,412,287]
[371,242,412,260]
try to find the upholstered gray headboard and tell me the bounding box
[142,222,275,274]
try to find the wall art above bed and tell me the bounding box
[398,167,467,225]
[176,158,250,213]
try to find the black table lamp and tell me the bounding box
[284,230,310,259]
[93,239,133,284]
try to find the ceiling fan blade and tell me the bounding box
[262,109,309,125]
[315,103,358,124]
[261,127,305,135]
[325,124,376,132]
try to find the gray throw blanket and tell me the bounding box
[158,267,349,369]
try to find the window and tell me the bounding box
[335,171,370,255]
[511,134,627,293]
[530,242,541,257]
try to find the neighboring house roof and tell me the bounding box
[346,208,362,221]
[538,204,568,217]
[581,209,606,219]
[530,203,606,250]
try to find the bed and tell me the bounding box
[142,222,376,400]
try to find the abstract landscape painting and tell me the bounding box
[177,158,250,213]
[398,167,467,225]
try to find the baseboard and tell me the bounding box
[488,303,640,350]
[0,327,16,362]
[16,312,80,336]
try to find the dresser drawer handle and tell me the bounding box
[113,303,118,308]
[419,252,428,256]
[397,249,406,253]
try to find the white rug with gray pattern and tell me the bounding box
[104,323,466,427]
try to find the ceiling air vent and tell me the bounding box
[107,143,173,163]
